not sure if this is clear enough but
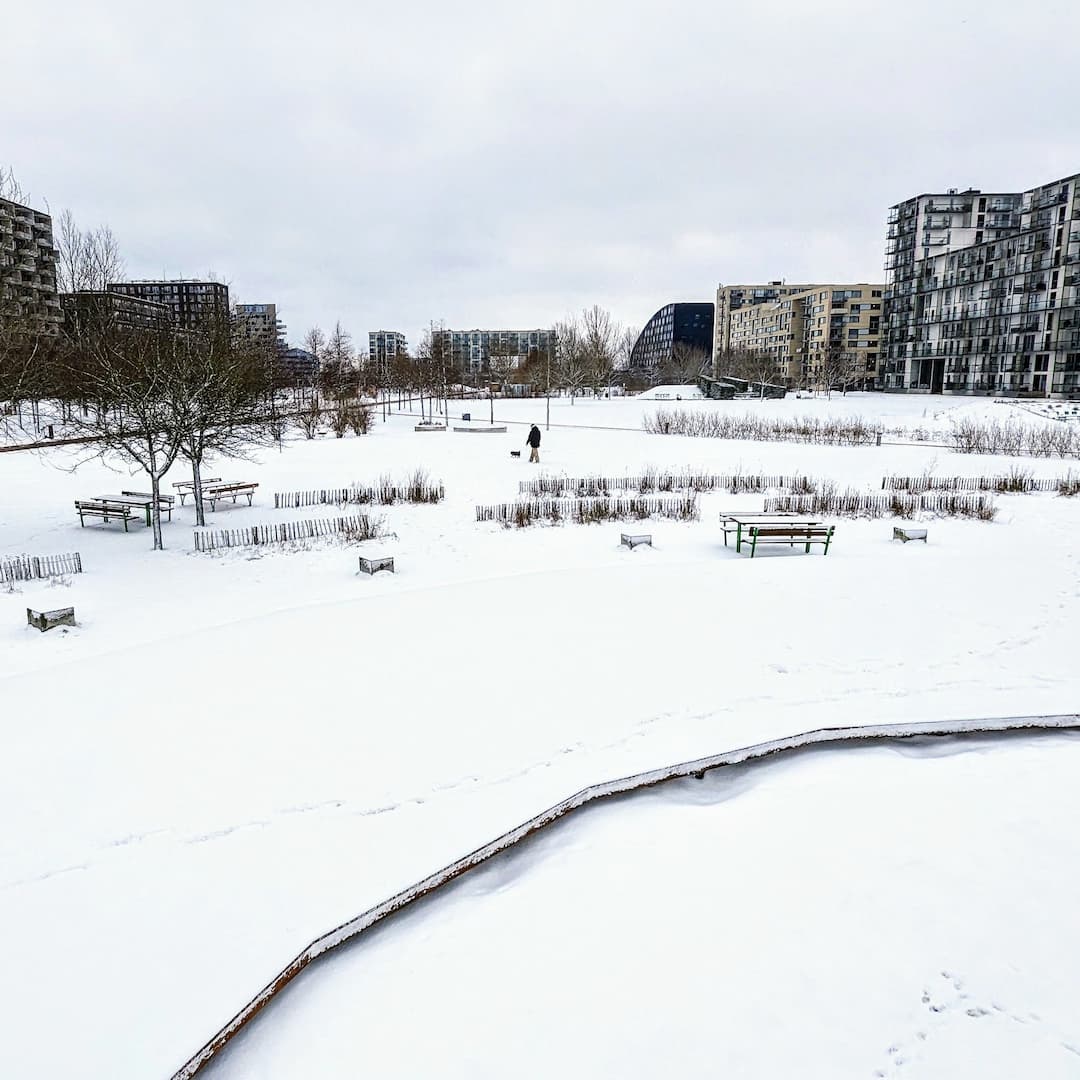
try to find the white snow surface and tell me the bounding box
[201,734,1080,1080]
[2,393,1079,1079]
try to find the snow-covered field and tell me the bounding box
[202,733,1080,1080]
[2,392,1079,1079]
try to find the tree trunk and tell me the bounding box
[489,391,494,425]
[148,449,164,550]
[192,454,206,528]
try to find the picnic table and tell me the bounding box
[91,493,174,527]
[720,512,827,556]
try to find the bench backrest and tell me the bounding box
[749,525,832,538]
[173,477,222,490]
[75,500,131,513]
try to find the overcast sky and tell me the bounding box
[6,0,1078,350]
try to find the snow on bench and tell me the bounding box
[26,606,75,632]
[358,556,395,575]
[893,526,928,543]
[620,533,652,550]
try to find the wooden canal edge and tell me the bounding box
[169,713,1080,1078]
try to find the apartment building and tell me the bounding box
[108,279,229,330]
[725,285,884,388]
[60,290,173,334]
[368,330,407,363]
[882,173,1080,397]
[234,303,286,354]
[435,328,553,374]
[629,302,714,373]
[0,196,61,326]
[713,282,817,361]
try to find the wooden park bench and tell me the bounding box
[27,606,75,632]
[203,482,258,510]
[359,555,395,575]
[740,523,835,557]
[172,477,222,505]
[892,526,928,543]
[621,533,652,550]
[75,499,133,531]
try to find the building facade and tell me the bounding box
[60,290,173,334]
[368,330,407,365]
[882,174,1080,397]
[713,282,817,361]
[724,284,884,388]
[108,279,229,330]
[434,328,553,374]
[0,196,61,326]
[234,303,286,354]
[629,302,714,373]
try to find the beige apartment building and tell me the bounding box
[717,282,884,388]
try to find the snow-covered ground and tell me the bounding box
[2,392,1079,1078]
[201,733,1080,1080]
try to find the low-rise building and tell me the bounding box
[60,290,173,334]
[435,328,553,374]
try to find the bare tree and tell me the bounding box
[553,315,588,403]
[0,165,24,202]
[172,318,274,526]
[486,340,520,424]
[55,209,124,293]
[659,342,710,386]
[617,325,639,371]
[579,304,617,397]
[59,320,187,550]
[816,344,864,397]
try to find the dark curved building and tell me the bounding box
[629,302,714,375]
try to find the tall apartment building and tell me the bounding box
[234,303,286,354]
[629,302,714,373]
[724,284,884,388]
[882,173,1080,397]
[434,328,553,374]
[108,279,229,330]
[0,196,61,326]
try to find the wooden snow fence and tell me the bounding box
[476,494,700,526]
[882,474,1063,494]
[765,491,996,520]
[274,480,444,509]
[167,713,1080,1080]
[1,552,83,584]
[193,515,378,552]
[519,472,814,497]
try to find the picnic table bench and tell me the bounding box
[202,482,258,510]
[75,499,134,530]
[117,491,175,523]
[172,477,222,505]
[720,512,834,557]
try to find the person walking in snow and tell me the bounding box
[526,424,542,463]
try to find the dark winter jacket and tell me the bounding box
[527,426,541,448]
